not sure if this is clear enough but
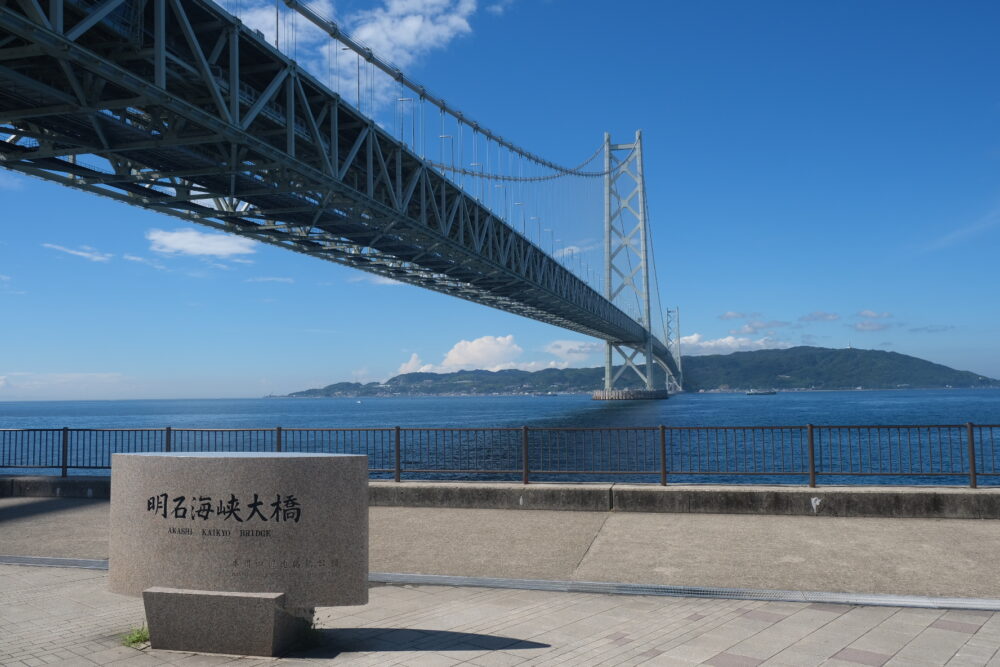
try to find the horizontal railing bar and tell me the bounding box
[814,424,968,429]
[402,469,523,474]
[815,472,970,477]
[664,471,806,476]
[0,424,989,431]
[531,470,664,475]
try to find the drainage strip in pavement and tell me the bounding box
[4,553,998,612]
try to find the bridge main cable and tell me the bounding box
[282,0,608,178]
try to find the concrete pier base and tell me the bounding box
[591,389,670,400]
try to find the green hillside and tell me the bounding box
[681,346,995,391]
[286,346,996,396]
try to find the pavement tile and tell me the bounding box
[848,627,923,655]
[638,654,700,666]
[660,642,730,664]
[806,603,848,614]
[389,652,462,666]
[742,611,787,624]
[931,619,983,634]
[758,649,827,667]
[831,647,893,666]
[703,652,763,666]
[466,651,528,666]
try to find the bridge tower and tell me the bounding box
[594,131,680,400]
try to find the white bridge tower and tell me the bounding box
[594,131,681,400]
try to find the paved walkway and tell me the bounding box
[5,497,1000,597]
[5,497,1000,664]
[3,563,1000,666]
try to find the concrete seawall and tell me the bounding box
[5,475,1000,519]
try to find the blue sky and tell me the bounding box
[1,0,999,399]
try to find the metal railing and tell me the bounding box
[1,424,998,487]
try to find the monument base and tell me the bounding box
[143,587,312,657]
[592,389,670,400]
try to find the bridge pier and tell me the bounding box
[592,389,669,401]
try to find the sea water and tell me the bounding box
[2,390,998,484]
[1,389,998,430]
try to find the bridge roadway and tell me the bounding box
[0,0,677,373]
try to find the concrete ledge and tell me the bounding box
[370,481,613,511]
[0,475,109,499]
[612,485,1000,519]
[7,476,1000,518]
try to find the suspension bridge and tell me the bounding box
[0,0,682,397]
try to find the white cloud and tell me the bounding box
[349,0,476,71]
[0,170,23,190]
[909,325,955,333]
[679,333,792,355]
[348,274,402,286]
[486,0,513,15]
[245,277,295,284]
[922,206,1000,252]
[729,320,790,335]
[858,309,892,319]
[554,245,582,259]
[42,243,112,262]
[440,334,522,370]
[799,311,840,322]
[147,228,257,258]
[852,321,891,332]
[396,334,572,374]
[800,333,828,346]
[351,367,373,382]
[240,0,476,114]
[397,353,426,374]
[545,340,602,363]
[0,274,25,295]
[123,254,166,270]
[553,242,597,259]
[718,311,745,320]
[240,0,336,49]
[0,371,126,399]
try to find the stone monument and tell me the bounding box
[109,452,368,656]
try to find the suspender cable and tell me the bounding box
[282,0,609,178]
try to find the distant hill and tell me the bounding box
[681,346,994,391]
[286,346,996,397]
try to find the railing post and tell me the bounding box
[967,422,978,489]
[394,426,401,483]
[275,426,282,452]
[522,426,530,485]
[807,424,816,488]
[659,425,667,486]
[164,426,172,453]
[61,427,69,478]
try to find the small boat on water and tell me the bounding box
[746,389,777,395]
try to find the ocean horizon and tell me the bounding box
[2,388,998,430]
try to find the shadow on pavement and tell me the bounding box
[0,497,104,524]
[296,627,550,657]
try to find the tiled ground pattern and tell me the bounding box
[2,565,1000,666]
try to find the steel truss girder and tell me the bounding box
[0,0,660,347]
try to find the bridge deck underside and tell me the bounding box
[0,0,675,371]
